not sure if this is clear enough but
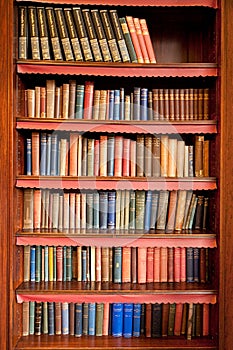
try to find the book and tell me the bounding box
[123,303,133,338]
[138,247,147,283]
[112,303,123,337]
[139,18,156,63]
[18,6,28,59]
[91,9,112,62]
[109,10,130,62]
[88,303,96,335]
[135,190,145,229]
[152,303,162,337]
[157,190,169,230]
[83,81,94,120]
[119,17,138,63]
[96,303,104,336]
[114,135,123,176]
[45,7,63,60]
[28,6,41,60]
[133,17,150,63]
[195,135,204,177]
[37,7,51,60]
[72,7,93,61]
[126,16,144,63]
[64,8,83,61]
[62,302,69,335]
[133,303,141,337]
[168,303,176,336]
[100,10,121,62]
[82,9,103,62]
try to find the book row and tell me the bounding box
[25,132,209,178]
[23,189,209,232]
[19,6,156,63]
[22,301,210,339]
[24,79,210,121]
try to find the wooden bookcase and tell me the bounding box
[1,0,233,349]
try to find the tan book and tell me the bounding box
[31,131,40,176]
[152,136,161,177]
[177,140,185,177]
[122,247,131,283]
[175,190,187,231]
[62,83,69,119]
[22,302,30,336]
[157,190,169,230]
[69,133,78,176]
[27,89,35,118]
[46,79,55,118]
[68,80,76,119]
[35,86,41,118]
[195,135,204,177]
[136,135,144,177]
[92,90,100,120]
[203,139,210,176]
[101,247,109,282]
[168,138,177,177]
[144,135,152,177]
[23,245,31,281]
[99,90,108,120]
[166,190,178,232]
[160,135,169,177]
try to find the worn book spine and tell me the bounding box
[19,6,28,59]
[139,18,156,63]
[54,9,74,61]
[96,303,104,336]
[133,17,150,63]
[152,303,162,338]
[82,9,103,62]
[119,17,138,63]
[45,7,63,60]
[83,81,94,119]
[133,303,141,337]
[72,7,93,61]
[91,9,112,62]
[64,8,83,61]
[37,7,51,60]
[109,10,130,62]
[100,9,121,62]
[195,135,204,177]
[28,6,41,60]
[126,16,144,63]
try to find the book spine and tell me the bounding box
[123,303,133,338]
[139,18,156,63]
[18,6,28,59]
[112,303,123,337]
[72,7,93,61]
[82,9,103,62]
[133,17,150,63]
[96,303,104,336]
[45,7,63,60]
[37,7,51,60]
[88,303,96,335]
[109,10,130,62]
[63,9,83,62]
[74,303,82,337]
[28,6,41,60]
[91,9,112,62]
[108,191,116,229]
[113,246,122,283]
[152,303,162,338]
[126,16,144,63]
[119,17,138,63]
[100,10,121,62]
[62,302,69,335]
[133,303,141,337]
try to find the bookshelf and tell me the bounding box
[3,0,233,349]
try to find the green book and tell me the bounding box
[135,190,145,229]
[119,17,138,63]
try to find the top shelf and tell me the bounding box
[17,61,218,78]
[15,0,218,8]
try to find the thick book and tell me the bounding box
[72,7,93,61]
[109,10,130,62]
[37,7,51,60]
[123,303,133,338]
[28,6,41,60]
[112,303,123,337]
[64,8,83,61]
[91,9,112,62]
[133,17,150,63]
[82,9,103,62]
[126,16,144,63]
[18,6,28,59]
[152,303,162,338]
[45,7,63,60]
[139,18,156,63]
[100,10,121,62]
[119,17,138,63]
[138,247,147,283]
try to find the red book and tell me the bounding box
[137,247,147,283]
[69,133,78,176]
[174,303,183,336]
[131,247,137,283]
[31,131,40,175]
[130,139,136,177]
[174,247,181,282]
[146,247,154,283]
[133,17,150,63]
[122,247,131,283]
[145,303,152,337]
[180,247,186,282]
[114,135,123,176]
[153,247,160,282]
[103,303,110,335]
[83,81,94,119]
[56,246,63,281]
[167,247,174,282]
[126,16,144,63]
[139,19,156,63]
[122,138,130,177]
[160,247,168,282]
[55,302,62,335]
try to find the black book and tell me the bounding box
[45,7,63,60]
[151,303,162,338]
[72,7,93,61]
[18,6,28,59]
[28,6,41,60]
[37,7,51,60]
[54,8,74,61]
[91,9,112,62]
[82,9,103,62]
[109,9,130,62]
[100,9,121,62]
[64,8,83,61]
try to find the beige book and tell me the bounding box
[168,138,177,177]
[161,135,169,177]
[177,140,185,177]
[46,79,55,118]
[175,190,187,231]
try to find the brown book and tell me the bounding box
[131,247,137,283]
[162,303,169,337]
[164,88,169,121]
[146,247,154,283]
[23,245,30,281]
[91,9,112,62]
[18,6,28,60]
[157,190,169,231]
[33,189,41,230]
[54,8,74,61]
[28,6,41,60]
[195,135,204,177]
[194,195,204,229]
[181,303,188,335]
[152,89,159,120]
[109,10,130,63]
[166,190,178,232]
[202,197,209,229]
[179,88,185,120]
[68,80,76,119]
[193,88,199,120]
[195,303,202,337]
[175,190,187,231]
[202,303,210,336]
[69,302,75,336]
[203,88,209,120]
[144,135,152,177]
[189,88,194,120]
[168,303,176,336]
[153,247,160,282]
[174,88,180,120]
[99,90,108,120]
[45,7,63,60]
[31,132,40,175]
[174,303,183,336]
[35,86,41,118]
[46,79,55,118]
[152,136,161,177]
[203,139,210,176]
[145,303,152,337]
[83,81,94,120]
[184,88,190,120]
[27,89,35,118]
[101,247,109,282]
[138,247,147,284]
[136,135,144,177]
[64,8,83,62]
[158,89,164,120]
[198,88,204,120]
[168,138,177,177]
[187,303,194,340]
[169,89,175,120]
[100,10,121,62]
[167,247,174,282]
[35,302,42,335]
[37,7,51,60]
[82,9,103,62]
[40,87,46,118]
[160,247,168,282]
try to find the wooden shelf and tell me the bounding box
[16,281,217,304]
[16,231,217,248]
[16,61,218,78]
[15,176,217,191]
[16,119,218,135]
[15,335,218,350]
[15,0,218,8]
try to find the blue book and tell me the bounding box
[48,302,55,335]
[120,87,124,120]
[99,191,108,229]
[193,247,200,282]
[62,302,69,334]
[140,88,148,120]
[123,303,133,338]
[44,245,49,282]
[133,87,141,120]
[29,301,35,335]
[46,133,51,176]
[107,135,115,176]
[75,84,84,119]
[40,133,47,175]
[112,303,123,337]
[51,134,58,176]
[133,303,141,337]
[144,190,152,231]
[93,192,100,229]
[88,303,96,335]
[35,245,41,282]
[26,138,32,175]
[113,247,122,283]
[113,89,120,120]
[30,246,36,281]
[63,246,67,281]
[186,247,194,282]
[108,90,115,120]
[66,246,72,281]
[108,191,116,229]
[82,248,87,281]
[75,303,83,337]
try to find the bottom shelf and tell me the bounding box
[16,335,217,350]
